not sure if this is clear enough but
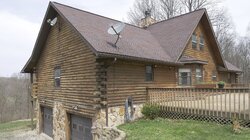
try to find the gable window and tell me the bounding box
[54,66,61,88]
[192,33,197,49]
[145,65,153,81]
[196,68,203,84]
[178,68,191,86]
[200,34,204,50]
[212,70,217,81]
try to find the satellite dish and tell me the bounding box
[47,17,58,26]
[108,22,125,35]
[108,22,126,46]
[107,22,125,45]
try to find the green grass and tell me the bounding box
[0,120,34,133]
[118,118,250,140]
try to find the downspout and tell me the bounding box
[104,57,117,127]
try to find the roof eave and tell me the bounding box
[21,2,56,73]
[179,61,208,65]
[175,9,205,62]
[21,2,100,73]
[203,10,227,69]
[97,52,183,66]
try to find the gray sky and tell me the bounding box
[0,0,249,77]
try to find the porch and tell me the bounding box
[146,87,250,126]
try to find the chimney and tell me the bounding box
[139,10,156,28]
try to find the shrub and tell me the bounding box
[218,81,225,86]
[141,104,160,120]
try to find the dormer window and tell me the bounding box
[200,34,204,50]
[192,33,197,49]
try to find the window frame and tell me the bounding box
[54,66,61,88]
[192,33,197,49]
[195,67,203,84]
[145,65,154,82]
[199,34,204,51]
[212,70,217,81]
[178,68,192,86]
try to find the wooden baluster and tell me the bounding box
[243,89,246,120]
[229,89,232,119]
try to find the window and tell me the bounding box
[79,125,83,131]
[145,65,153,81]
[178,68,191,86]
[192,33,197,49]
[196,68,203,84]
[54,66,61,87]
[212,70,217,81]
[200,34,204,50]
[72,123,77,129]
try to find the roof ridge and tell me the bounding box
[148,8,206,27]
[50,1,143,30]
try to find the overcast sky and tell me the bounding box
[0,0,249,77]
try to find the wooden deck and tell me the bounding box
[147,88,250,121]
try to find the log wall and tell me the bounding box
[105,60,177,107]
[183,22,233,83]
[36,16,97,117]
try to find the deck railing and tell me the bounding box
[146,87,250,126]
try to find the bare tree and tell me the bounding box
[159,0,181,19]
[213,9,236,60]
[127,0,222,25]
[235,37,250,83]
[180,0,222,13]
[127,0,160,25]
[0,73,30,123]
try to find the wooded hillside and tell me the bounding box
[0,74,31,123]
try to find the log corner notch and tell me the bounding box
[94,61,108,110]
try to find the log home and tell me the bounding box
[22,2,241,140]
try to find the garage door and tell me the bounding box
[71,115,92,140]
[43,107,53,137]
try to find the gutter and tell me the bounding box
[97,52,183,66]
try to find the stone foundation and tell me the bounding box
[36,101,67,139]
[35,100,41,134]
[92,127,126,140]
[93,104,143,128]
[35,102,143,139]
[52,102,67,140]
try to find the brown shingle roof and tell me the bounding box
[22,2,240,73]
[147,9,205,61]
[225,61,242,72]
[53,2,173,63]
[179,55,208,65]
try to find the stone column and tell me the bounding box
[53,102,67,140]
[36,101,41,134]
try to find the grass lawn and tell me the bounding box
[118,118,250,140]
[0,120,34,133]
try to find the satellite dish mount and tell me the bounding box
[47,17,58,26]
[108,22,125,45]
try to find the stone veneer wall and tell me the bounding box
[36,101,67,139]
[36,100,41,134]
[35,102,143,139]
[93,104,143,128]
[92,127,126,140]
[53,102,67,140]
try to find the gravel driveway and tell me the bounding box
[0,129,51,140]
